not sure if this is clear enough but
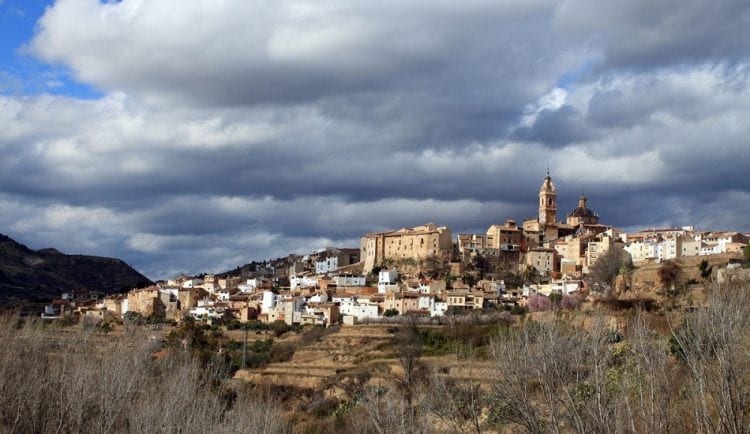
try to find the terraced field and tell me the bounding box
[235,325,397,389]
[234,323,500,394]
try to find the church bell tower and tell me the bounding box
[538,169,557,226]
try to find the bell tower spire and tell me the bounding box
[539,170,557,226]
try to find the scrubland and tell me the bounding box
[1,280,748,433]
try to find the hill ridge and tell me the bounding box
[0,233,152,304]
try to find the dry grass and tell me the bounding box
[0,316,290,434]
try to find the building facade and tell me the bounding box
[360,223,453,273]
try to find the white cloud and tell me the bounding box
[0,0,747,280]
[521,87,568,127]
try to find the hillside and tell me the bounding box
[0,233,152,304]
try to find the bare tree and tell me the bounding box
[621,310,678,433]
[658,260,683,295]
[670,282,750,434]
[429,370,485,434]
[392,318,425,413]
[0,314,290,434]
[587,245,632,294]
[488,318,629,433]
[354,384,429,434]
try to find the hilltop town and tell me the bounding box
[42,172,750,326]
[7,173,750,433]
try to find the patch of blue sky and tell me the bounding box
[556,59,595,90]
[0,0,102,99]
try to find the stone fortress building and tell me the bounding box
[360,223,453,273]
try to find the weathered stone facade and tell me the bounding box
[127,287,160,317]
[361,223,452,273]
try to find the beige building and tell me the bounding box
[361,223,453,273]
[104,296,126,317]
[383,293,421,315]
[486,219,523,251]
[457,219,523,260]
[585,236,613,269]
[554,234,590,266]
[127,287,161,317]
[525,247,557,275]
[444,290,485,310]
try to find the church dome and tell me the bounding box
[568,196,597,218]
[569,206,595,218]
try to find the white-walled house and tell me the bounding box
[332,275,366,287]
[189,304,225,320]
[431,301,448,317]
[237,284,254,293]
[335,296,380,320]
[417,280,446,294]
[379,270,398,284]
[702,232,749,254]
[262,290,280,312]
[417,295,433,311]
[307,292,329,303]
[181,278,204,289]
[314,248,360,274]
[238,278,262,293]
[290,275,319,290]
[551,279,583,294]
[378,269,399,293]
[625,239,659,263]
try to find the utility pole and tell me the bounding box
[242,325,248,369]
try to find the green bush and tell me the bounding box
[383,309,400,317]
[224,319,243,330]
[502,303,528,316]
[122,311,144,324]
[419,328,452,356]
[246,352,271,369]
[549,292,562,306]
[270,320,291,337]
[246,321,270,331]
[606,329,624,344]
[59,314,77,327]
[270,342,296,363]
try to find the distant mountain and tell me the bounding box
[0,233,152,304]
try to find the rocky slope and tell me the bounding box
[0,233,152,304]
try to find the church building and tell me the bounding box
[523,171,603,245]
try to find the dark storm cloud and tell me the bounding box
[513,104,597,147]
[0,0,747,279]
[556,0,750,71]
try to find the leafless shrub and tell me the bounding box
[353,385,430,434]
[487,281,750,433]
[587,245,631,294]
[621,310,678,433]
[670,282,750,434]
[428,370,485,434]
[0,314,289,434]
[489,318,639,433]
[214,387,291,434]
[359,310,515,327]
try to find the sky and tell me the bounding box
[0,0,749,280]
